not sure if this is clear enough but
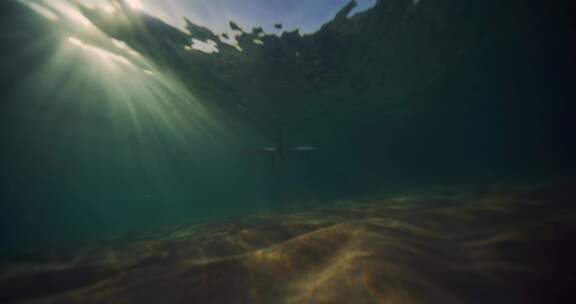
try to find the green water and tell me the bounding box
[1,0,575,254]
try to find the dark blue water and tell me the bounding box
[1,0,575,254]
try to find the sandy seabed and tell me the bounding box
[2,183,576,304]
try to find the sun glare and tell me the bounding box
[41,1,95,27]
[127,0,143,10]
[68,36,133,66]
[68,36,84,46]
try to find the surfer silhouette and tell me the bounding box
[260,128,316,162]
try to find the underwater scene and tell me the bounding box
[1,0,575,303]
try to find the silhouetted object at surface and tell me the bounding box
[259,128,316,161]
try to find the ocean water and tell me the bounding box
[0,1,575,302]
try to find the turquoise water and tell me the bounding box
[1,0,575,254]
